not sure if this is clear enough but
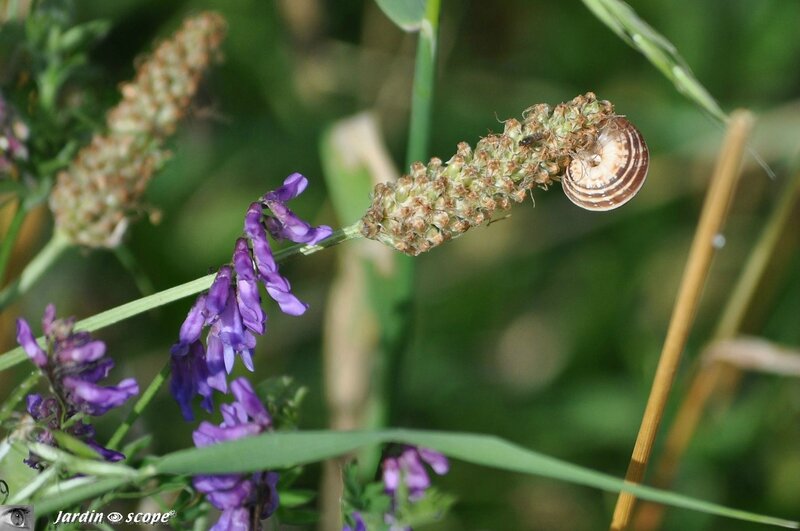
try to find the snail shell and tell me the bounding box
[562,116,649,211]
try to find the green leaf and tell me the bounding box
[581,0,727,122]
[279,488,316,508]
[51,431,103,460]
[151,430,797,528]
[34,477,132,515]
[374,0,427,32]
[319,117,380,224]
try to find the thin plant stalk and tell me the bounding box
[0,200,27,283]
[114,245,156,298]
[367,0,441,433]
[106,361,171,450]
[0,230,72,310]
[610,110,754,530]
[633,167,800,531]
[0,223,363,373]
[0,370,39,423]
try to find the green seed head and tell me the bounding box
[360,92,618,256]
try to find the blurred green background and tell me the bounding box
[1,0,799,529]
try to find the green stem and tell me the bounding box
[0,370,40,423]
[0,223,363,373]
[114,244,156,298]
[0,230,73,310]
[0,202,27,284]
[363,0,441,471]
[405,0,441,167]
[107,361,171,450]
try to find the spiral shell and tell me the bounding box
[562,116,649,211]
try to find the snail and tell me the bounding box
[562,116,649,211]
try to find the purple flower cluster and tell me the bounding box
[170,173,332,420]
[192,378,279,530]
[15,305,139,468]
[383,447,449,501]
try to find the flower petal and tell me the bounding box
[211,507,251,531]
[418,447,449,475]
[63,377,139,416]
[207,266,232,317]
[263,271,308,316]
[231,377,271,427]
[171,294,208,356]
[263,172,308,202]
[16,318,47,367]
[56,339,106,364]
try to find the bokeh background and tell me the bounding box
[1,0,799,529]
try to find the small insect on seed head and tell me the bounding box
[562,117,649,211]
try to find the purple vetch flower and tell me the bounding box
[342,512,367,531]
[382,447,449,501]
[15,305,138,469]
[192,378,279,530]
[262,173,333,245]
[169,174,331,419]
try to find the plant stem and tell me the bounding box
[609,110,754,530]
[0,370,39,423]
[107,361,170,450]
[0,223,363,373]
[114,244,156,298]
[0,230,72,310]
[0,200,27,284]
[363,0,441,466]
[633,165,800,531]
[405,0,441,168]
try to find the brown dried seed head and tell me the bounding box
[360,93,641,255]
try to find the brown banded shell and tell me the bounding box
[562,116,649,211]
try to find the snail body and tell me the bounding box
[562,116,649,211]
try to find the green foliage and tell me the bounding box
[255,376,308,430]
[374,0,427,32]
[2,1,800,529]
[581,0,726,121]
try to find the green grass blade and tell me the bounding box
[582,0,727,122]
[374,0,427,31]
[151,429,797,528]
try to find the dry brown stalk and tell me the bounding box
[609,110,754,531]
[633,167,800,531]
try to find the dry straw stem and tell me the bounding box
[634,167,800,531]
[609,110,754,531]
[319,114,398,531]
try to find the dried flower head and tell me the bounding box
[49,12,227,248]
[360,93,649,256]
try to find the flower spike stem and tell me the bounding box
[0,230,72,310]
[360,0,442,477]
[0,223,363,373]
[609,110,753,531]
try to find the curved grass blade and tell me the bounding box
[153,429,797,529]
[581,0,727,123]
[374,0,427,31]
